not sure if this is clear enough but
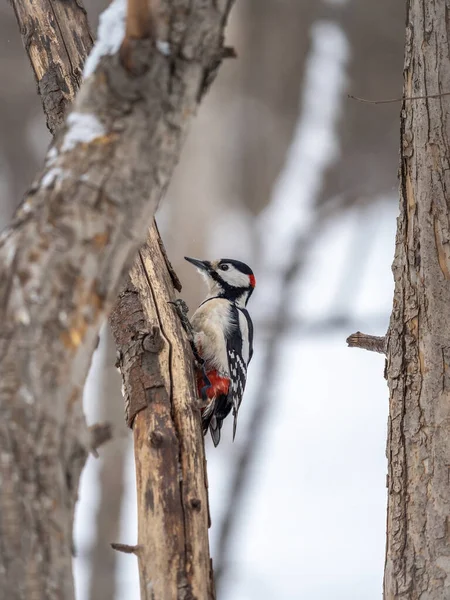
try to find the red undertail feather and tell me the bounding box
[196,369,230,401]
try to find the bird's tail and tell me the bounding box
[202,402,222,447]
[201,394,231,447]
[232,409,238,441]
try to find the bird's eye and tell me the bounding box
[220,264,229,271]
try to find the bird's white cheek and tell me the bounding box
[221,270,249,288]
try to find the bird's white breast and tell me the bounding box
[191,299,233,375]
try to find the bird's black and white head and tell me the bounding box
[185,257,256,306]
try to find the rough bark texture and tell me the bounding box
[1,0,233,597]
[110,225,213,600]
[385,2,450,598]
[11,0,94,135]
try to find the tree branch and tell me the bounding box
[125,0,153,40]
[348,91,450,105]
[111,542,140,555]
[89,422,113,457]
[346,331,386,354]
[120,0,154,73]
[11,0,93,134]
[3,0,234,597]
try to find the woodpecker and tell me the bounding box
[184,256,255,447]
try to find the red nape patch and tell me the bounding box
[249,274,256,288]
[197,369,230,400]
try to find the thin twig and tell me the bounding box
[88,422,113,457]
[111,543,140,555]
[348,91,450,105]
[346,331,386,354]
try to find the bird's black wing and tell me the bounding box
[226,305,248,440]
[238,307,254,364]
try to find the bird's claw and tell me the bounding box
[168,298,194,340]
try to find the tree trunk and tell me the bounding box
[110,226,213,600]
[2,0,233,597]
[385,1,450,597]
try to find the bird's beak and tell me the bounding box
[184,256,209,271]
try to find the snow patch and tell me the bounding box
[19,198,34,213]
[156,40,171,56]
[83,0,127,79]
[46,145,58,166]
[1,237,16,266]
[41,167,66,188]
[15,308,30,326]
[20,385,35,405]
[61,113,106,153]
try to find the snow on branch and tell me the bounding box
[83,0,127,79]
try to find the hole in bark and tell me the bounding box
[190,498,201,511]
[150,430,164,448]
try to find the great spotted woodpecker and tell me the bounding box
[184,257,255,447]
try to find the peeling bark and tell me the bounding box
[110,226,213,600]
[2,0,233,597]
[385,1,450,597]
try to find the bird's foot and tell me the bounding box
[168,299,194,339]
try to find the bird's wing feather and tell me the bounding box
[226,305,248,440]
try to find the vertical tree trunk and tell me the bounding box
[110,226,214,600]
[385,1,450,597]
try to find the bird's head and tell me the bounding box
[184,257,256,306]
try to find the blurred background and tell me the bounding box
[1,0,405,598]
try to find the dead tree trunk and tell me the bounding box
[110,227,213,599]
[384,1,450,597]
[2,0,233,597]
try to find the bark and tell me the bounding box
[110,226,213,600]
[2,0,233,597]
[385,1,450,598]
[11,0,93,135]
[0,3,50,225]
[11,3,125,598]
